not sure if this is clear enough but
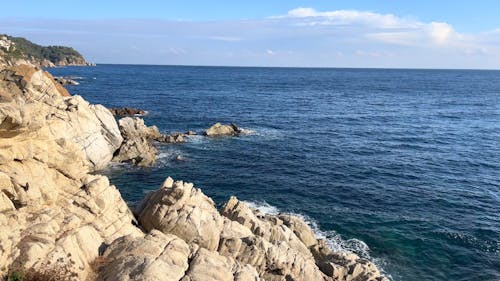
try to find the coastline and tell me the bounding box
[0,63,388,280]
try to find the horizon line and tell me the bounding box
[67,62,500,71]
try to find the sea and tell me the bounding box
[49,65,500,281]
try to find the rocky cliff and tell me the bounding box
[0,63,388,281]
[0,35,93,67]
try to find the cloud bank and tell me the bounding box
[2,8,499,68]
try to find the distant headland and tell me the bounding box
[0,34,94,67]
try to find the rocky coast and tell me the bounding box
[0,61,388,280]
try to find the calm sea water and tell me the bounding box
[50,65,500,281]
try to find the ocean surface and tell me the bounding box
[50,65,500,281]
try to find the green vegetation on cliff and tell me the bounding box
[0,34,89,66]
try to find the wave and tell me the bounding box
[184,134,207,144]
[239,127,285,140]
[243,200,392,280]
[244,200,280,215]
[156,147,186,167]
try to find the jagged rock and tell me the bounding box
[99,230,190,281]
[116,117,161,140]
[0,64,140,280]
[0,64,388,281]
[135,178,224,251]
[155,132,186,143]
[221,197,311,258]
[204,122,242,136]
[219,198,326,281]
[133,180,388,281]
[0,139,142,279]
[112,117,160,166]
[0,65,123,170]
[220,197,388,281]
[113,137,158,166]
[54,76,79,86]
[108,107,146,117]
[218,234,326,281]
[181,248,259,281]
[112,117,187,166]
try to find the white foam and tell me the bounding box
[156,147,186,167]
[243,200,280,215]
[185,134,207,144]
[238,128,256,135]
[243,127,285,140]
[105,161,129,170]
[243,200,392,279]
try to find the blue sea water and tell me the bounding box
[50,65,500,281]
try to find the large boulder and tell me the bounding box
[220,197,389,281]
[221,197,311,257]
[112,136,158,166]
[204,122,242,137]
[112,117,160,166]
[0,65,123,171]
[0,64,141,280]
[116,117,161,140]
[98,230,190,281]
[181,248,261,281]
[112,117,187,166]
[219,198,326,281]
[135,178,224,251]
[0,137,142,280]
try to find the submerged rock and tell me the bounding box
[108,107,147,117]
[204,122,243,136]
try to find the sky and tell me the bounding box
[1,0,500,68]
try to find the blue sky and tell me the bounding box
[2,1,500,68]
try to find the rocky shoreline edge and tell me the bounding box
[0,64,388,281]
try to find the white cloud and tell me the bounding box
[2,9,500,68]
[204,36,242,42]
[285,7,408,28]
[282,7,489,53]
[428,22,454,45]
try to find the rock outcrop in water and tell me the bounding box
[112,117,161,166]
[112,117,188,166]
[0,63,387,281]
[205,122,243,136]
[54,76,80,86]
[108,107,147,117]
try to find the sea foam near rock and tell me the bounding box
[244,200,393,279]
